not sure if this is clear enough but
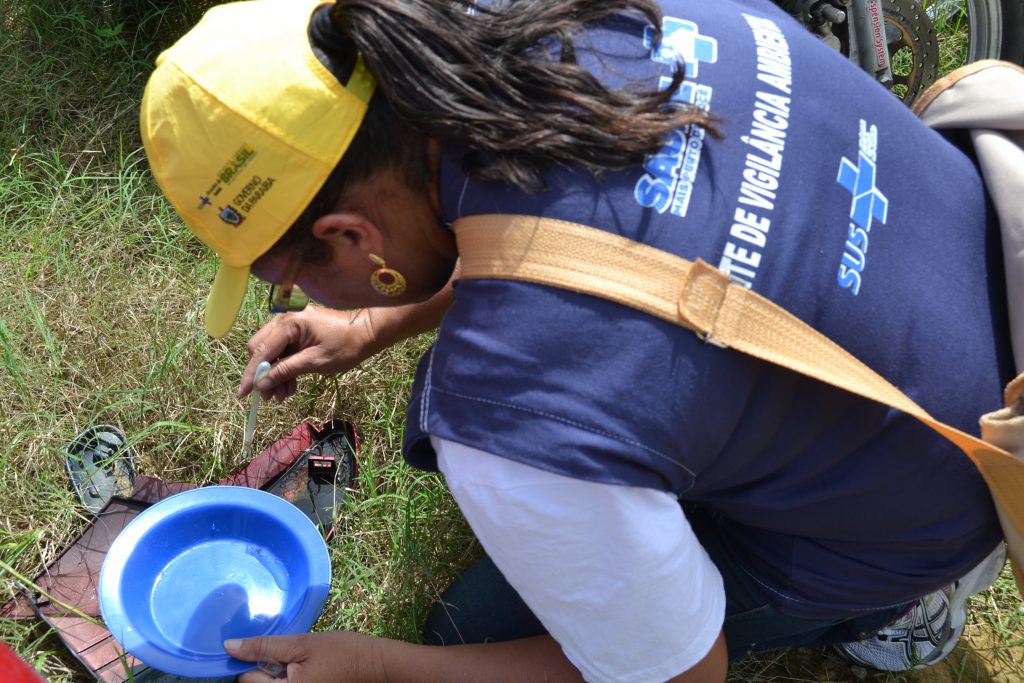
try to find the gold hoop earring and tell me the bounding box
[368,253,407,297]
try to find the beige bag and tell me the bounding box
[453,62,1024,593]
[915,60,1024,594]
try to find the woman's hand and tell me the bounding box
[228,631,385,683]
[240,274,456,402]
[239,306,378,403]
[226,631,595,683]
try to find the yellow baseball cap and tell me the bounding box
[140,0,375,338]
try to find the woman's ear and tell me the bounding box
[310,210,384,262]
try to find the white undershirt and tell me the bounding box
[434,436,726,683]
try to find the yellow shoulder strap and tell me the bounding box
[454,212,1024,591]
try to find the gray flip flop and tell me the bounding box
[64,425,137,514]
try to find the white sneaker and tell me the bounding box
[835,545,1006,671]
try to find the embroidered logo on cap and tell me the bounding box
[219,206,245,226]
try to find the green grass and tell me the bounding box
[0,1,1020,681]
[0,2,476,679]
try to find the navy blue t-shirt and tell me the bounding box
[403,0,1012,618]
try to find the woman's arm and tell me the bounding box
[433,439,728,683]
[239,264,456,401]
[228,630,727,683]
[357,258,459,357]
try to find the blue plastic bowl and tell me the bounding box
[99,486,331,677]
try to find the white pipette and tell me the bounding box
[241,361,272,460]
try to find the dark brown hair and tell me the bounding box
[336,0,714,188]
[270,0,714,258]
